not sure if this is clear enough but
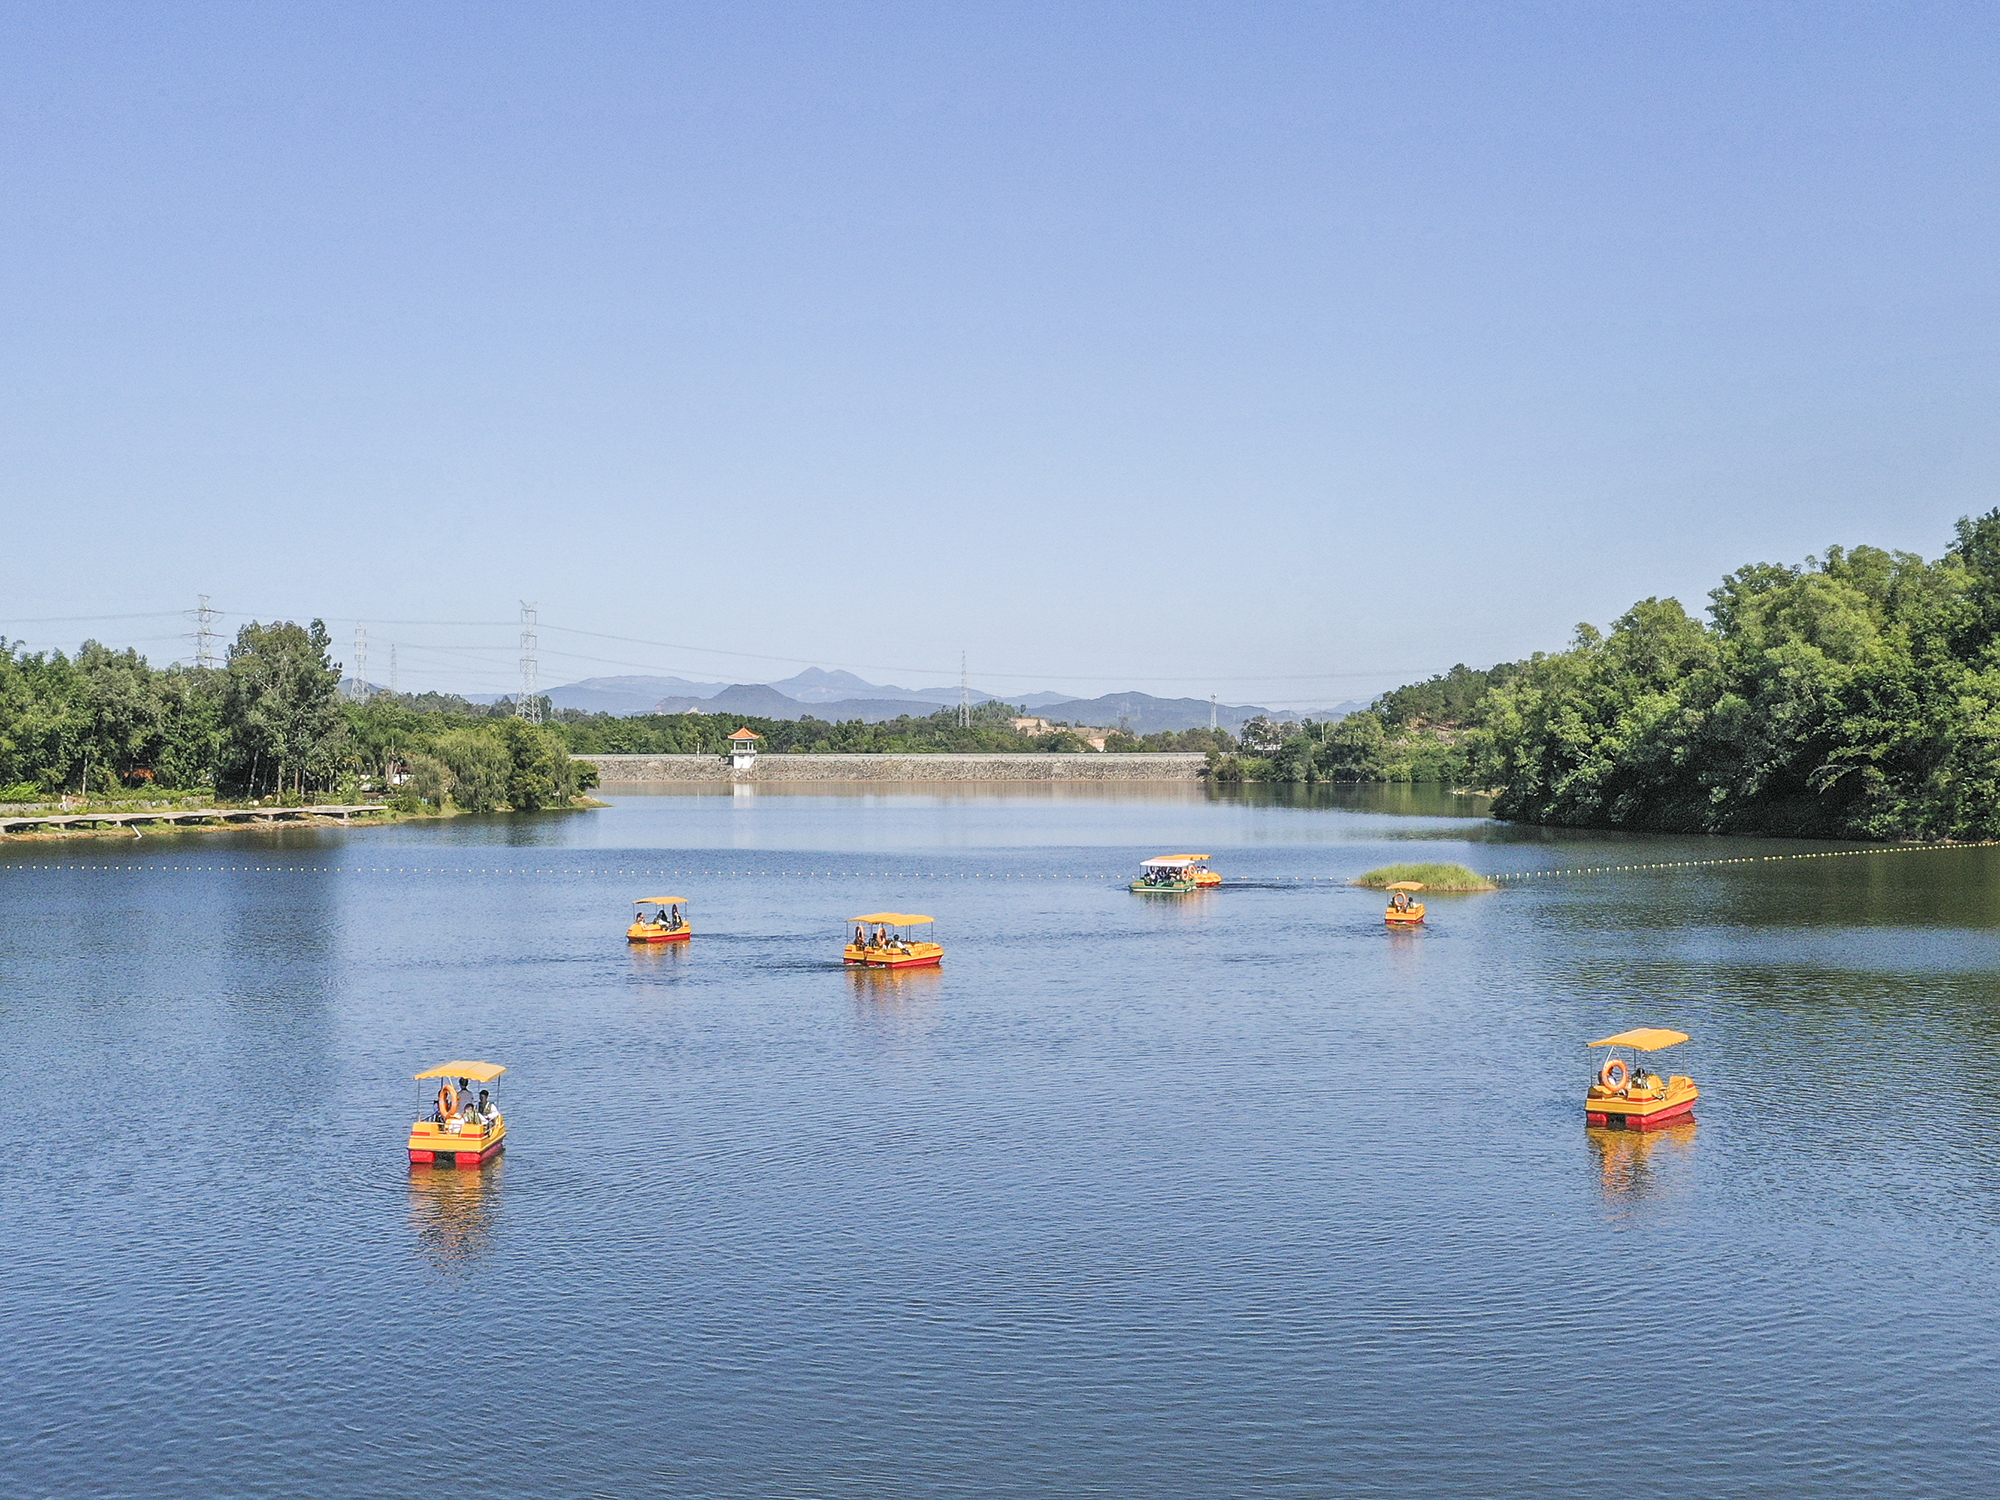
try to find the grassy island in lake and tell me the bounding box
[1353,862,1496,891]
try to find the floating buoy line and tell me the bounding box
[1488,838,2000,882]
[0,865,1332,880]
[6,840,1999,883]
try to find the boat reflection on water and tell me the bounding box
[847,962,942,997]
[408,1158,503,1270]
[627,939,691,972]
[1586,1120,1697,1200]
[846,962,943,1020]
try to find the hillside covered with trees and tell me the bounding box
[1476,514,2000,839]
[1233,511,2000,841]
[1212,663,1511,786]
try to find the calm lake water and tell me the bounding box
[4,782,1999,1497]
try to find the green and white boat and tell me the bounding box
[1130,855,1202,893]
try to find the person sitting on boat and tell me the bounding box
[468,1088,495,1124]
[669,905,682,927]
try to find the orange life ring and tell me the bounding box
[436,1082,459,1119]
[1598,1058,1630,1091]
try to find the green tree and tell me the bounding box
[152,667,227,790]
[0,644,82,792]
[220,620,346,798]
[406,751,454,809]
[434,729,511,812]
[497,718,578,812]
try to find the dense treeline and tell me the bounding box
[0,622,1232,809]
[0,620,588,812]
[1478,515,2000,838]
[28,511,1996,841]
[1233,511,2000,841]
[561,700,1235,756]
[1209,666,1508,786]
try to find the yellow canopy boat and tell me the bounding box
[627,895,692,944]
[843,913,943,969]
[408,1060,507,1167]
[1384,881,1426,926]
[1169,853,1222,887]
[1585,1029,1697,1131]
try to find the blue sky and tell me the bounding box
[4,2,1995,705]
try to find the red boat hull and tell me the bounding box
[1586,1098,1696,1131]
[409,1140,505,1168]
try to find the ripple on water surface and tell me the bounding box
[3,785,1998,1498]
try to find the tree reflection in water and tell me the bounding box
[1587,1121,1697,1201]
[408,1160,502,1272]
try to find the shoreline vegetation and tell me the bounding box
[0,623,1230,824]
[0,797,608,844]
[12,509,2000,844]
[560,702,1234,758]
[1208,511,2000,843]
[1353,863,1497,891]
[0,619,596,821]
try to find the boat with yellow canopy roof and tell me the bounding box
[1585,1029,1697,1130]
[844,913,943,969]
[407,1060,507,1167]
[1383,881,1426,926]
[627,896,692,944]
[1174,854,1222,887]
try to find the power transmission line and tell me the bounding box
[194,609,1418,686]
[27,599,1447,695]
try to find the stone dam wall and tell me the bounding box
[578,753,1207,783]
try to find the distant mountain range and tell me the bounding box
[528,669,1001,717]
[519,672,1364,731]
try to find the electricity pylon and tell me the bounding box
[517,602,541,722]
[191,595,217,669]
